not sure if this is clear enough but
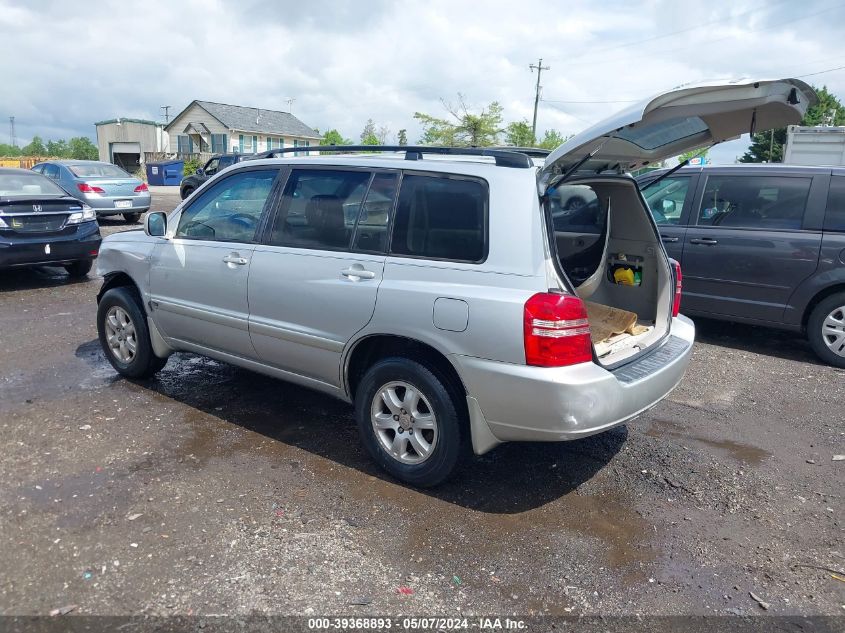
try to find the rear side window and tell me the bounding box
[390,174,487,262]
[270,169,372,251]
[43,164,60,180]
[548,184,604,234]
[825,176,845,232]
[696,175,811,230]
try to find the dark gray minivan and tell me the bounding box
[637,164,845,367]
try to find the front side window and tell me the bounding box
[825,175,845,232]
[641,176,691,225]
[204,158,220,176]
[269,169,372,250]
[696,175,811,230]
[390,174,487,262]
[175,169,278,242]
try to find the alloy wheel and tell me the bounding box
[370,381,438,464]
[104,306,137,363]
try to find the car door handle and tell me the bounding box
[689,237,718,245]
[341,267,376,280]
[660,235,679,243]
[222,254,249,265]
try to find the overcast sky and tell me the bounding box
[3,0,845,163]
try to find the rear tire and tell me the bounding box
[123,212,141,223]
[355,357,463,487]
[180,186,194,200]
[64,260,92,277]
[97,287,167,378]
[807,292,845,368]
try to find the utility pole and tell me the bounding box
[285,97,296,113]
[160,106,171,123]
[529,58,550,139]
[9,116,16,147]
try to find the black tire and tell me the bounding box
[64,260,92,277]
[355,357,463,487]
[97,287,168,378]
[180,186,194,200]
[123,212,141,223]
[807,292,845,368]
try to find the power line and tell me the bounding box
[529,58,550,137]
[542,98,637,104]
[797,64,845,78]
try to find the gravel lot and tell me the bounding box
[1,186,843,618]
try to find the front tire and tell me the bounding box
[355,357,463,487]
[64,260,92,278]
[807,292,845,368]
[97,287,167,378]
[123,212,141,223]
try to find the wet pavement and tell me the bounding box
[1,192,843,616]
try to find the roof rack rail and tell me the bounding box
[489,146,550,158]
[249,145,534,169]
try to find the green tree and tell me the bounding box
[360,119,379,145]
[678,148,709,165]
[321,129,352,146]
[67,137,99,160]
[397,129,408,146]
[537,129,568,150]
[22,135,47,156]
[46,139,70,157]
[0,143,21,156]
[739,85,844,163]
[413,95,504,147]
[505,120,536,147]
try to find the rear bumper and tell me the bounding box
[80,193,150,215]
[0,222,101,268]
[452,315,695,451]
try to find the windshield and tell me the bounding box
[69,163,130,178]
[0,171,67,197]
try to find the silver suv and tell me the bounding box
[95,78,813,486]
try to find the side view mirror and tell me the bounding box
[145,211,167,237]
[662,199,676,214]
[195,167,205,176]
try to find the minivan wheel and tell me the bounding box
[64,260,92,277]
[97,287,167,378]
[123,212,141,223]
[807,292,845,368]
[355,357,463,487]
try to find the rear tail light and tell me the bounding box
[670,259,682,317]
[77,183,105,194]
[524,292,593,367]
[134,183,148,193]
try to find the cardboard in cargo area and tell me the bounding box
[583,300,649,344]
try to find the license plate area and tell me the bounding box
[114,200,132,209]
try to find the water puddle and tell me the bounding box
[646,418,770,464]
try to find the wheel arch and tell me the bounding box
[344,334,468,410]
[97,272,143,308]
[802,283,845,332]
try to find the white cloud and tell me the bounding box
[2,0,844,155]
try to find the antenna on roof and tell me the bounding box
[285,97,295,113]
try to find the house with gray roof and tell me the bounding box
[165,100,321,156]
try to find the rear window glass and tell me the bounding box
[696,175,811,230]
[615,116,708,150]
[825,175,845,232]
[0,171,66,196]
[69,163,130,178]
[390,175,487,262]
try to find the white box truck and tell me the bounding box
[783,125,845,166]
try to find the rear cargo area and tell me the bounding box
[547,178,671,365]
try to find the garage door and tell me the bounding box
[111,142,141,155]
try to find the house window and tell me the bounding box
[267,137,274,151]
[177,135,193,154]
[211,134,228,154]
